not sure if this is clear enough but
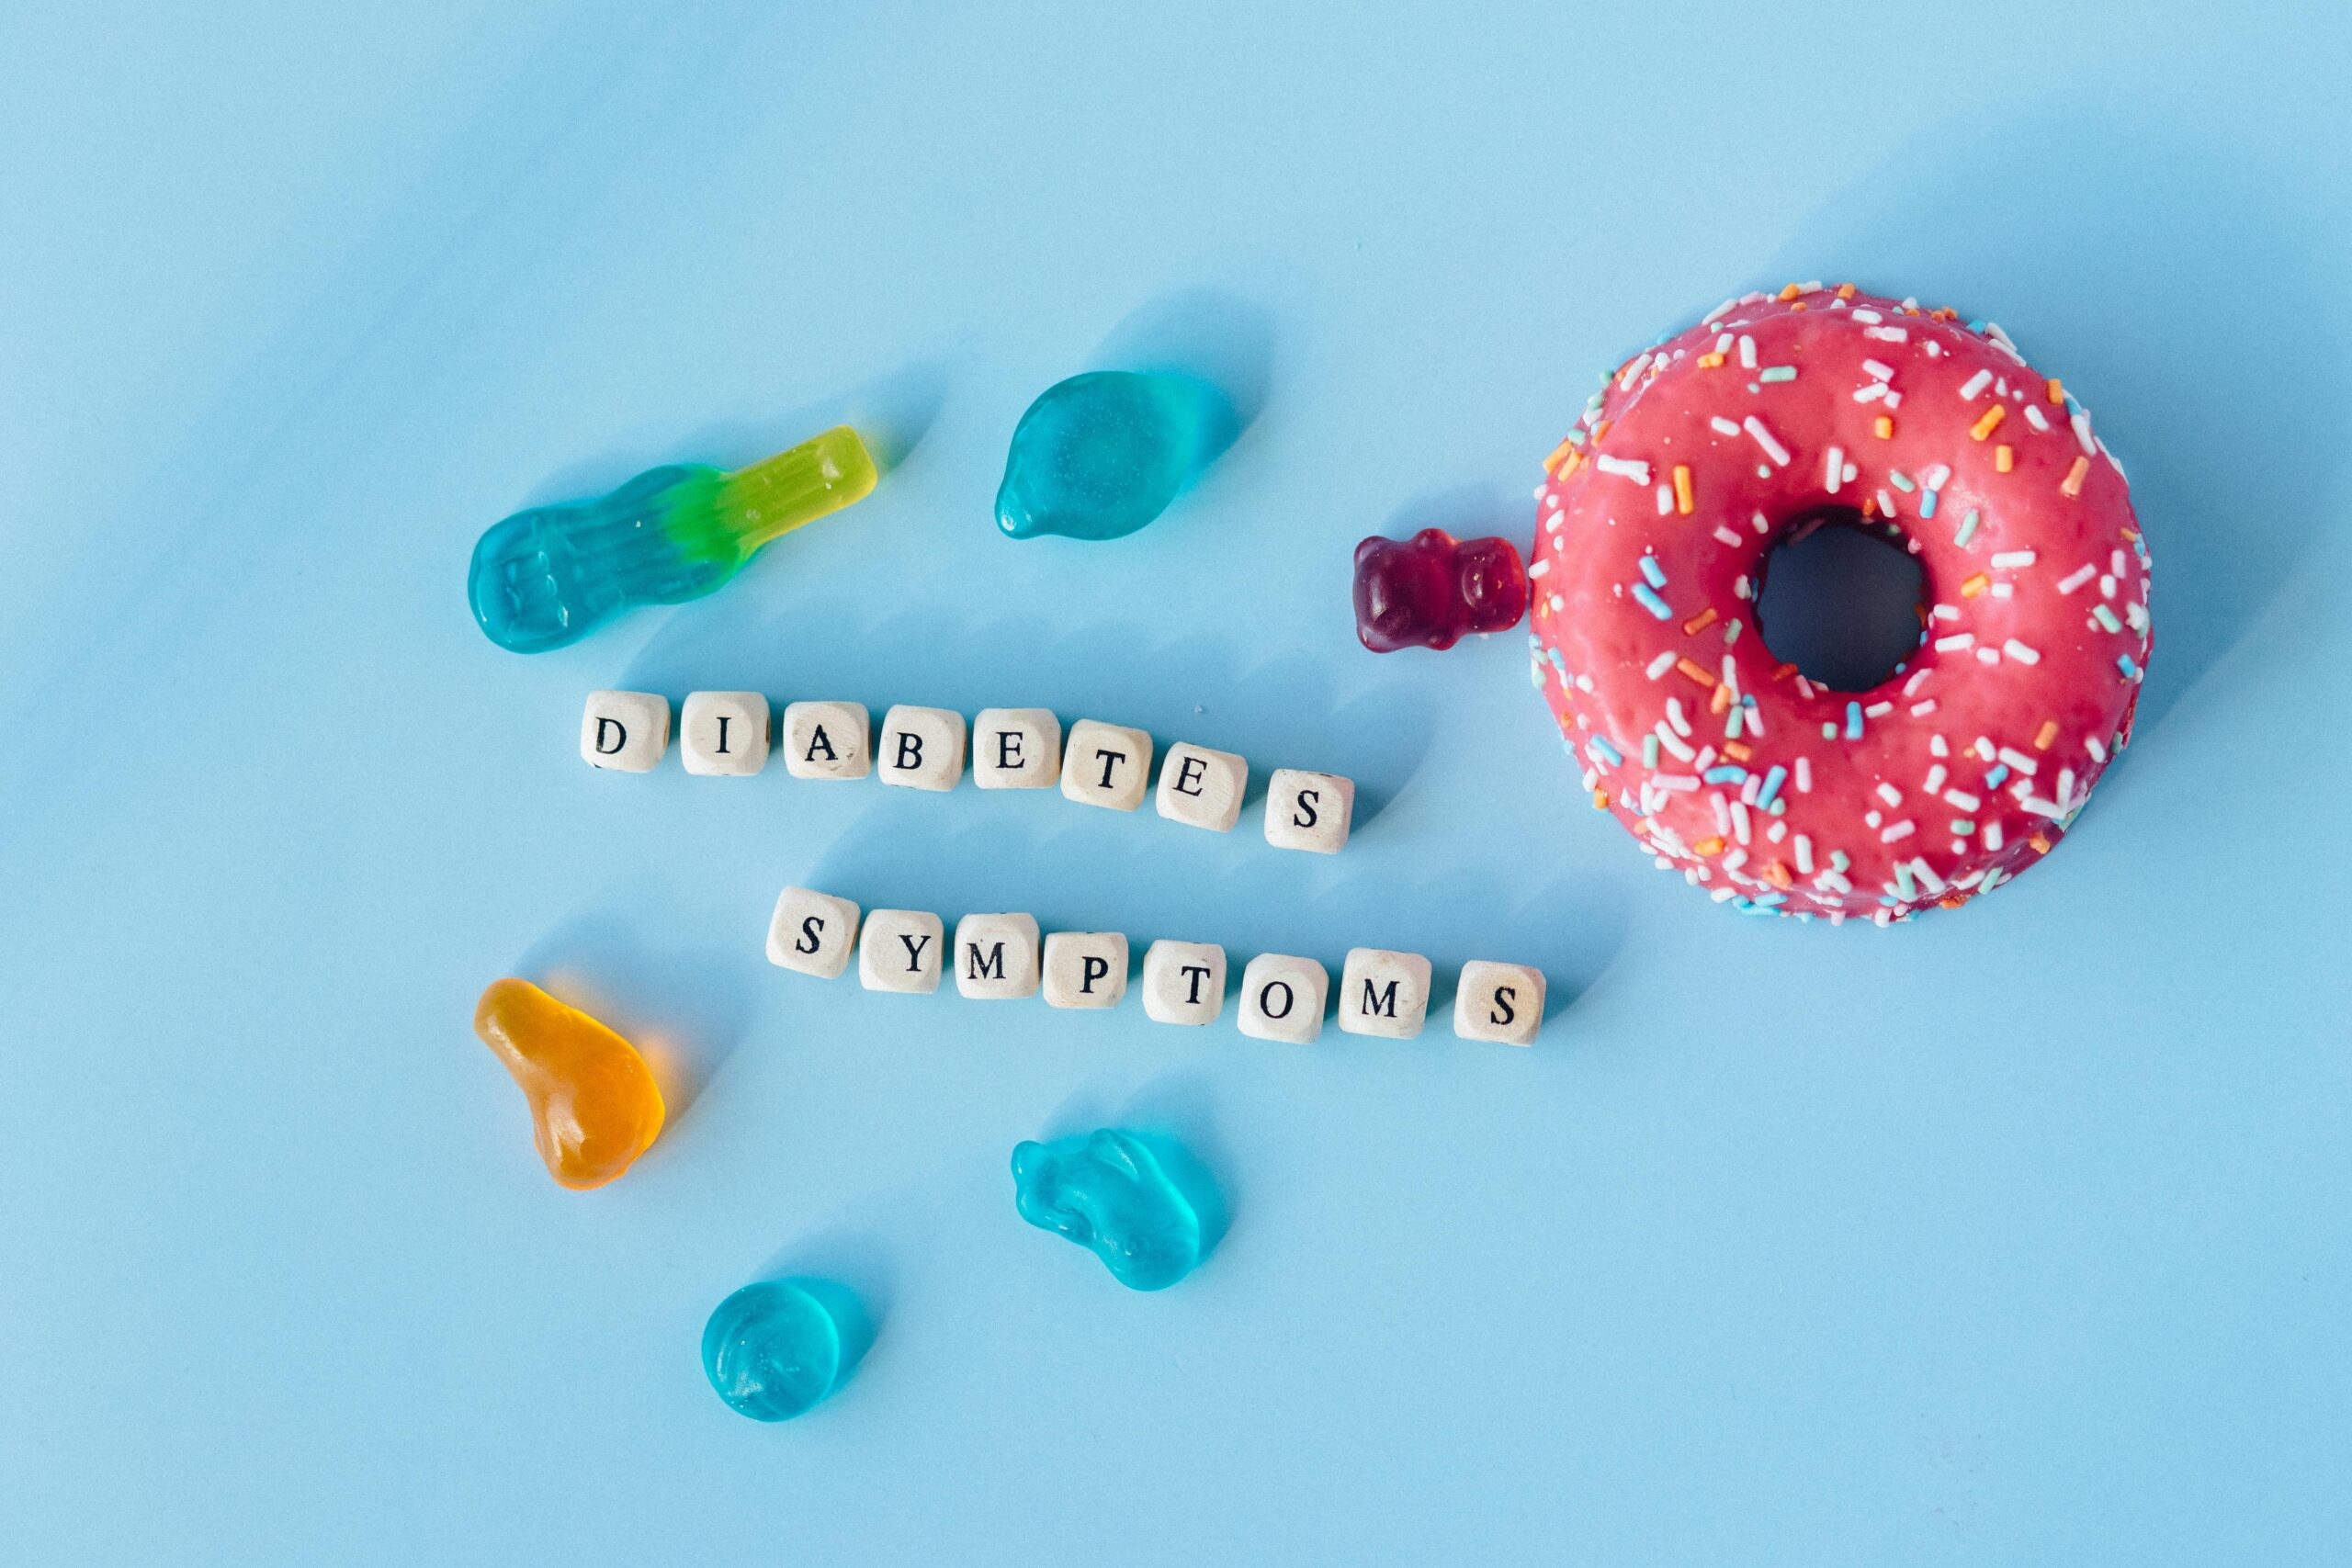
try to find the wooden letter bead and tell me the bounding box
[1042,931,1128,1009]
[857,908,944,993]
[954,912,1042,999]
[972,708,1063,789]
[877,705,967,792]
[680,691,771,776]
[1453,961,1545,1045]
[1141,940,1226,1025]
[1237,953,1328,1043]
[1154,741,1248,832]
[580,690,669,773]
[1337,947,1431,1038]
[764,886,861,978]
[781,701,871,780]
[1263,769,1354,853]
[1059,719,1154,811]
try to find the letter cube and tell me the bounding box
[857,909,944,993]
[681,691,771,776]
[877,705,967,791]
[1453,961,1545,1045]
[1042,931,1129,1010]
[954,912,1042,999]
[1059,719,1153,811]
[781,701,871,780]
[764,886,861,978]
[1237,953,1329,1043]
[1141,940,1226,1025]
[580,690,669,773]
[972,708,1063,789]
[1264,769,1354,852]
[1337,947,1431,1038]
[1154,741,1249,832]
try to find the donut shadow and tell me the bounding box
[1761,105,2348,738]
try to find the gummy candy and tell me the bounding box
[995,371,1229,541]
[701,1280,852,1422]
[1011,1129,1207,1291]
[472,978,664,1190]
[469,425,876,653]
[1351,528,1528,652]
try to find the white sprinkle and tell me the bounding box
[1930,735,1949,758]
[1795,758,1813,793]
[1911,857,1947,896]
[2071,411,2097,456]
[1714,332,1736,355]
[1881,389,1903,410]
[1945,788,1982,811]
[1851,309,1883,323]
[1645,650,1678,680]
[1731,800,1752,844]
[1984,822,2005,852]
[1865,326,1909,343]
[2002,638,2041,665]
[1655,773,1699,792]
[1959,369,1993,400]
[1738,334,1758,369]
[2086,737,2109,764]
[1924,764,1947,794]
[1654,724,1694,761]
[2100,574,2118,599]
[1932,603,1960,622]
[1665,697,1692,737]
[1909,699,1938,717]
[1656,484,1673,514]
[1990,549,2037,569]
[1852,381,1888,404]
[1973,737,1997,761]
[1710,415,1742,436]
[1712,525,1743,547]
[1528,559,1551,581]
[2058,563,2097,593]
[1794,834,1814,874]
[1702,298,1739,326]
[1825,445,1845,492]
[1935,632,1974,651]
[1596,457,1651,483]
[1975,646,2000,664]
[1862,358,1895,381]
[1997,747,2040,775]
[1742,416,1790,467]
[1865,701,1893,717]
[1876,783,1903,807]
[1751,510,1771,534]
[1619,352,1653,390]
[2024,404,2051,432]
[1881,819,1917,843]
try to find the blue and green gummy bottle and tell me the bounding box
[469,426,877,653]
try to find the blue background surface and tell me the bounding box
[5,3,2349,1562]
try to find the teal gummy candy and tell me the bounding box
[1011,1129,1205,1291]
[469,428,876,653]
[700,1280,848,1422]
[994,371,1228,541]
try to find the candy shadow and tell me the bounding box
[746,1228,897,1391]
[1091,285,1275,437]
[515,902,756,1134]
[1764,107,2348,736]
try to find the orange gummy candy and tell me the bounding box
[473,978,664,1190]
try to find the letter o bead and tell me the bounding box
[1237,953,1328,1043]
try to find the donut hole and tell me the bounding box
[1754,508,1926,693]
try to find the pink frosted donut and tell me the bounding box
[1530,284,2153,923]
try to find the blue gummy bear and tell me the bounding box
[1011,1129,1207,1291]
[700,1280,849,1421]
[994,371,1229,541]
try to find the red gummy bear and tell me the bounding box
[1352,528,1529,652]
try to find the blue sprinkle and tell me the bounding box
[1845,701,1863,739]
[1639,555,1668,588]
[1633,582,1672,620]
[2118,653,2141,678]
[1984,763,2009,788]
[1756,764,1787,809]
[1590,737,1623,767]
[1920,488,1939,519]
[1702,765,1747,784]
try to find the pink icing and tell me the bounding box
[1530,286,2153,923]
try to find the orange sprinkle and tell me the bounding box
[1682,605,1718,636]
[2034,719,2059,750]
[1673,464,1694,515]
[1544,436,1581,472]
[2046,378,2064,404]
[1762,860,1792,890]
[1709,682,1734,715]
[2029,833,2052,854]
[2062,456,2091,497]
[1771,661,1799,682]
[1939,897,1967,910]
[1555,450,1582,479]
[1861,497,1878,519]
[1593,789,1609,809]
[1961,572,1990,598]
[1996,443,2015,473]
[1592,419,1611,441]
[1697,352,1725,368]
[1723,740,1752,762]
[1675,657,1716,688]
[1791,301,1807,311]
[1873,414,1894,439]
[1779,282,1802,301]
[2120,526,2139,541]
[1969,404,2007,441]
[1693,836,1727,857]
[1835,282,1857,299]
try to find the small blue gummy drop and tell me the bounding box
[994,371,1228,541]
[700,1280,847,1422]
[1010,1129,1207,1291]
